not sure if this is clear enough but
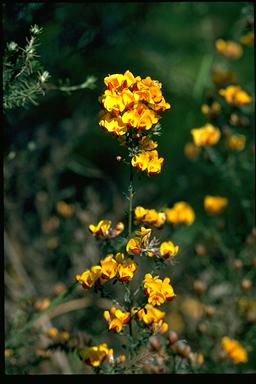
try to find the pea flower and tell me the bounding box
[221,337,248,364]
[160,241,179,259]
[126,237,142,255]
[191,123,221,147]
[131,150,164,176]
[79,343,113,367]
[76,265,102,289]
[103,306,130,333]
[100,254,118,280]
[135,304,169,334]
[165,202,195,225]
[144,273,175,306]
[117,257,137,281]
[204,195,228,214]
[219,85,251,106]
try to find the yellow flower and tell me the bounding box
[201,101,221,119]
[76,265,102,289]
[99,111,127,136]
[225,134,246,151]
[134,206,148,221]
[135,226,152,246]
[219,85,251,106]
[131,151,149,172]
[79,343,113,367]
[104,306,130,333]
[100,255,118,280]
[88,219,112,238]
[136,304,169,334]
[191,123,221,147]
[165,202,195,225]
[204,195,228,214]
[215,39,243,59]
[104,70,141,91]
[221,337,248,364]
[122,104,159,130]
[160,241,179,259]
[184,142,200,160]
[101,89,125,114]
[126,237,142,255]
[240,31,254,46]
[144,273,175,306]
[146,150,164,176]
[56,201,75,218]
[131,150,164,176]
[117,259,137,281]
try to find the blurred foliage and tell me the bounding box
[4,2,255,374]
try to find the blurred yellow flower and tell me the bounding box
[134,206,166,228]
[184,142,200,159]
[240,31,254,46]
[212,67,236,85]
[160,241,179,259]
[191,123,221,147]
[79,343,113,367]
[204,195,228,214]
[219,85,251,106]
[56,200,75,218]
[215,39,243,59]
[225,133,246,151]
[165,201,195,225]
[221,337,248,364]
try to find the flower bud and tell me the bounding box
[205,305,216,317]
[231,259,243,270]
[195,244,206,256]
[175,341,191,358]
[168,330,179,346]
[149,336,161,352]
[241,279,252,291]
[193,280,206,294]
[116,156,122,162]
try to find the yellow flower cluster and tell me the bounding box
[165,202,195,225]
[104,306,130,333]
[219,85,251,106]
[134,206,166,228]
[225,133,246,151]
[76,253,137,288]
[133,304,168,334]
[221,337,248,364]
[215,39,243,59]
[131,149,164,176]
[89,220,124,239]
[204,195,228,214]
[99,70,170,176]
[79,343,113,367]
[191,123,221,147]
[144,273,175,306]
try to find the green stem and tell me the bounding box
[128,165,134,237]
[5,281,78,348]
